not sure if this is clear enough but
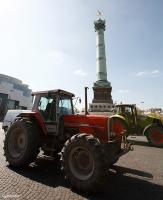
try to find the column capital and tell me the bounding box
[94,80,111,88]
[94,18,105,31]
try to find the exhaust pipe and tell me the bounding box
[85,87,89,115]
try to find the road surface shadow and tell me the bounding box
[86,170,163,200]
[8,156,163,200]
[130,141,163,149]
[130,140,149,147]
[127,136,163,149]
[111,165,153,178]
[9,156,68,188]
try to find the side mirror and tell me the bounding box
[72,97,81,104]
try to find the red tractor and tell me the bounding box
[4,89,132,192]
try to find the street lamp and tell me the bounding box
[141,101,144,113]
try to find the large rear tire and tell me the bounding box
[4,119,40,168]
[61,134,107,193]
[146,125,163,147]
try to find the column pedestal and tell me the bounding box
[89,86,113,112]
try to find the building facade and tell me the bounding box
[0,74,32,120]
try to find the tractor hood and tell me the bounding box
[64,114,109,143]
[147,113,162,120]
[137,113,163,128]
[146,113,163,124]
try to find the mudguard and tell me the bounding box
[143,123,163,147]
[17,112,47,135]
[143,123,156,136]
[109,115,128,127]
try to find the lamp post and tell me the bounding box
[141,101,144,113]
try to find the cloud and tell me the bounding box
[74,69,87,76]
[151,70,159,74]
[118,89,130,93]
[136,70,160,77]
[136,71,147,77]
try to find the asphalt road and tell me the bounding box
[0,123,163,200]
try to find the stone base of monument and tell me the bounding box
[89,103,114,112]
[88,111,113,117]
[92,87,113,104]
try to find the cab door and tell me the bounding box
[38,95,58,134]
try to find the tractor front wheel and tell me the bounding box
[61,134,107,192]
[146,125,163,147]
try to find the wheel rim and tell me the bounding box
[69,146,94,181]
[8,127,27,158]
[150,130,163,145]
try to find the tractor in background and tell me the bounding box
[110,104,163,147]
[3,88,132,193]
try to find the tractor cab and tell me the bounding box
[114,104,138,127]
[32,89,74,134]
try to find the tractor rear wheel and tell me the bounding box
[61,134,107,192]
[4,119,40,168]
[146,125,163,147]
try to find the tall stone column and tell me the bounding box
[89,18,113,112]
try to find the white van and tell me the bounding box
[2,110,31,132]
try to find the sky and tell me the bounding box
[0,0,163,110]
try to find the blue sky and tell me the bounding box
[0,0,162,110]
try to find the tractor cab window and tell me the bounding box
[38,96,56,121]
[59,96,73,116]
[125,107,132,115]
[116,106,132,117]
[117,106,125,115]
